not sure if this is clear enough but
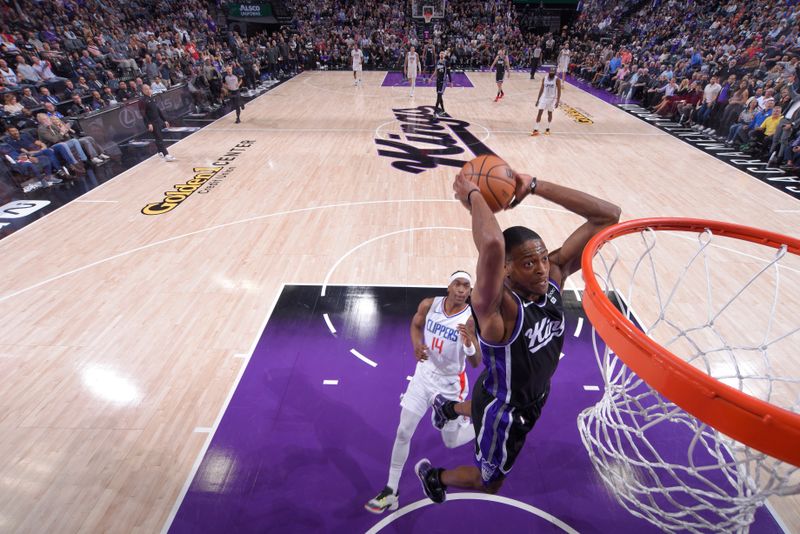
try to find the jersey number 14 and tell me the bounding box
[430,337,444,354]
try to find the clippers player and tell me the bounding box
[490,47,510,102]
[433,51,452,116]
[531,66,561,136]
[557,45,571,83]
[365,272,480,514]
[352,44,363,87]
[416,168,620,501]
[405,46,420,97]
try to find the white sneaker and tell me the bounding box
[99,154,111,161]
[91,157,104,165]
[46,176,63,185]
[164,155,176,162]
[22,183,38,193]
[365,486,399,514]
[157,153,165,158]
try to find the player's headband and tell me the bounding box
[449,271,472,285]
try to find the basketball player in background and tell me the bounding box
[531,66,561,136]
[405,45,420,97]
[365,272,480,514]
[490,46,510,102]
[433,50,452,116]
[415,166,621,502]
[223,65,243,124]
[557,45,571,83]
[423,42,436,83]
[352,43,363,87]
[531,40,542,80]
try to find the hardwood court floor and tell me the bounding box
[0,70,797,533]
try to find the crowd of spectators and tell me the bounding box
[281,0,535,70]
[4,0,800,192]
[0,0,306,191]
[568,0,800,170]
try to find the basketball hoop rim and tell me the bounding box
[581,217,800,467]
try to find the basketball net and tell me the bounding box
[422,5,434,24]
[577,220,800,533]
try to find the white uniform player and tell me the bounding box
[557,46,570,81]
[365,271,479,514]
[538,75,558,111]
[405,47,419,97]
[532,67,562,136]
[352,45,363,86]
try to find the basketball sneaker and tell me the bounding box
[365,486,399,514]
[415,459,446,504]
[530,130,540,137]
[431,394,456,429]
[494,95,500,102]
[544,129,551,136]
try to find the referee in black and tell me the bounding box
[141,84,175,162]
[224,65,243,124]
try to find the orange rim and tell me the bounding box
[581,218,800,467]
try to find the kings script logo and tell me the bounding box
[375,106,496,174]
[142,140,255,215]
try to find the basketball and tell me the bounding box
[461,155,516,212]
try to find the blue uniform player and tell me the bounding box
[416,167,621,500]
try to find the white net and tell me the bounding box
[577,224,800,533]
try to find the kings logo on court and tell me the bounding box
[375,106,497,174]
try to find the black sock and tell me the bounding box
[443,401,458,420]
[435,468,447,490]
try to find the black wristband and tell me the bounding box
[467,189,480,207]
[530,176,538,196]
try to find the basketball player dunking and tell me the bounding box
[415,167,621,502]
[352,44,363,87]
[405,46,420,97]
[490,47,510,102]
[365,272,480,514]
[434,51,452,116]
[531,66,561,136]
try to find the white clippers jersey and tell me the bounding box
[352,49,363,66]
[422,296,471,376]
[542,76,558,101]
[407,52,418,75]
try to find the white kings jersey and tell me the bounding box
[352,48,363,67]
[421,296,471,376]
[542,76,558,101]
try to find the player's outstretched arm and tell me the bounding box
[411,298,434,362]
[509,173,620,286]
[452,173,505,327]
